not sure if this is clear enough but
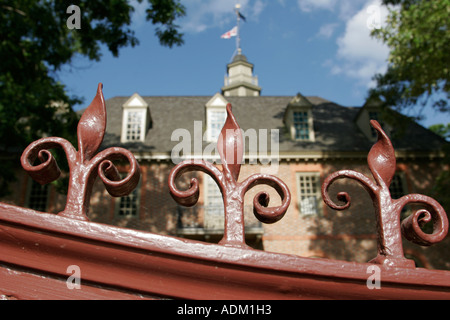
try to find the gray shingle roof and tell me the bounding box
[99,95,446,156]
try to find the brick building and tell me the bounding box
[5,52,449,270]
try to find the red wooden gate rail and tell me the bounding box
[0,83,449,299]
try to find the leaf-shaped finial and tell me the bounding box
[217,104,243,181]
[77,83,106,162]
[367,120,396,188]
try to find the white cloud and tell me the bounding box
[179,0,266,34]
[302,0,390,87]
[130,0,149,28]
[337,0,371,19]
[297,0,336,12]
[317,23,339,39]
[297,0,372,20]
[337,8,388,61]
[326,0,390,87]
[251,0,266,20]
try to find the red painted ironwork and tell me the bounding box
[322,120,449,268]
[168,104,291,248]
[0,84,449,299]
[20,83,140,221]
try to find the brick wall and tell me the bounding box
[4,157,449,270]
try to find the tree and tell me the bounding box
[0,0,185,196]
[369,0,449,119]
[368,0,450,219]
[429,123,450,141]
[429,123,450,213]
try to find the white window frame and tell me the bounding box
[288,108,315,142]
[115,176,141,218]
[296,172,321,216]
[205,93,229,142]
[204,173,224,229]
[121,93,149,143]
[121,108,147,143]
[206,108,227,142]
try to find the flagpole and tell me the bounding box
[235,3,241,55]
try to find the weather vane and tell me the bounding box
[221,1,246,58]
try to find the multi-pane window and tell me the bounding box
[389,173,406,199]
[204,174,224,229]
[297,173,321,216]
[208,110,227,142]
[27,179,49,212]
[116,175,140,218]
[389,172,410,218]
[117,190,139,217]
[121,94,149,143]
[293,111,310,140]
[125,111,144,141]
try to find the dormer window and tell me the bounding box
[293,111,311,140]
[356,98,391,142]
[368,111,380,139]
[121,93,150,143]
[208,109,227,142]
[125,110,145,141]
[284,93,315,142]
[205,93,228,142]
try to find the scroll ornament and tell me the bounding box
[322,120,449,268]
[21,83,141,221]
[168,104,291,248]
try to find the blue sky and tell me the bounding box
[59,0,449,128]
